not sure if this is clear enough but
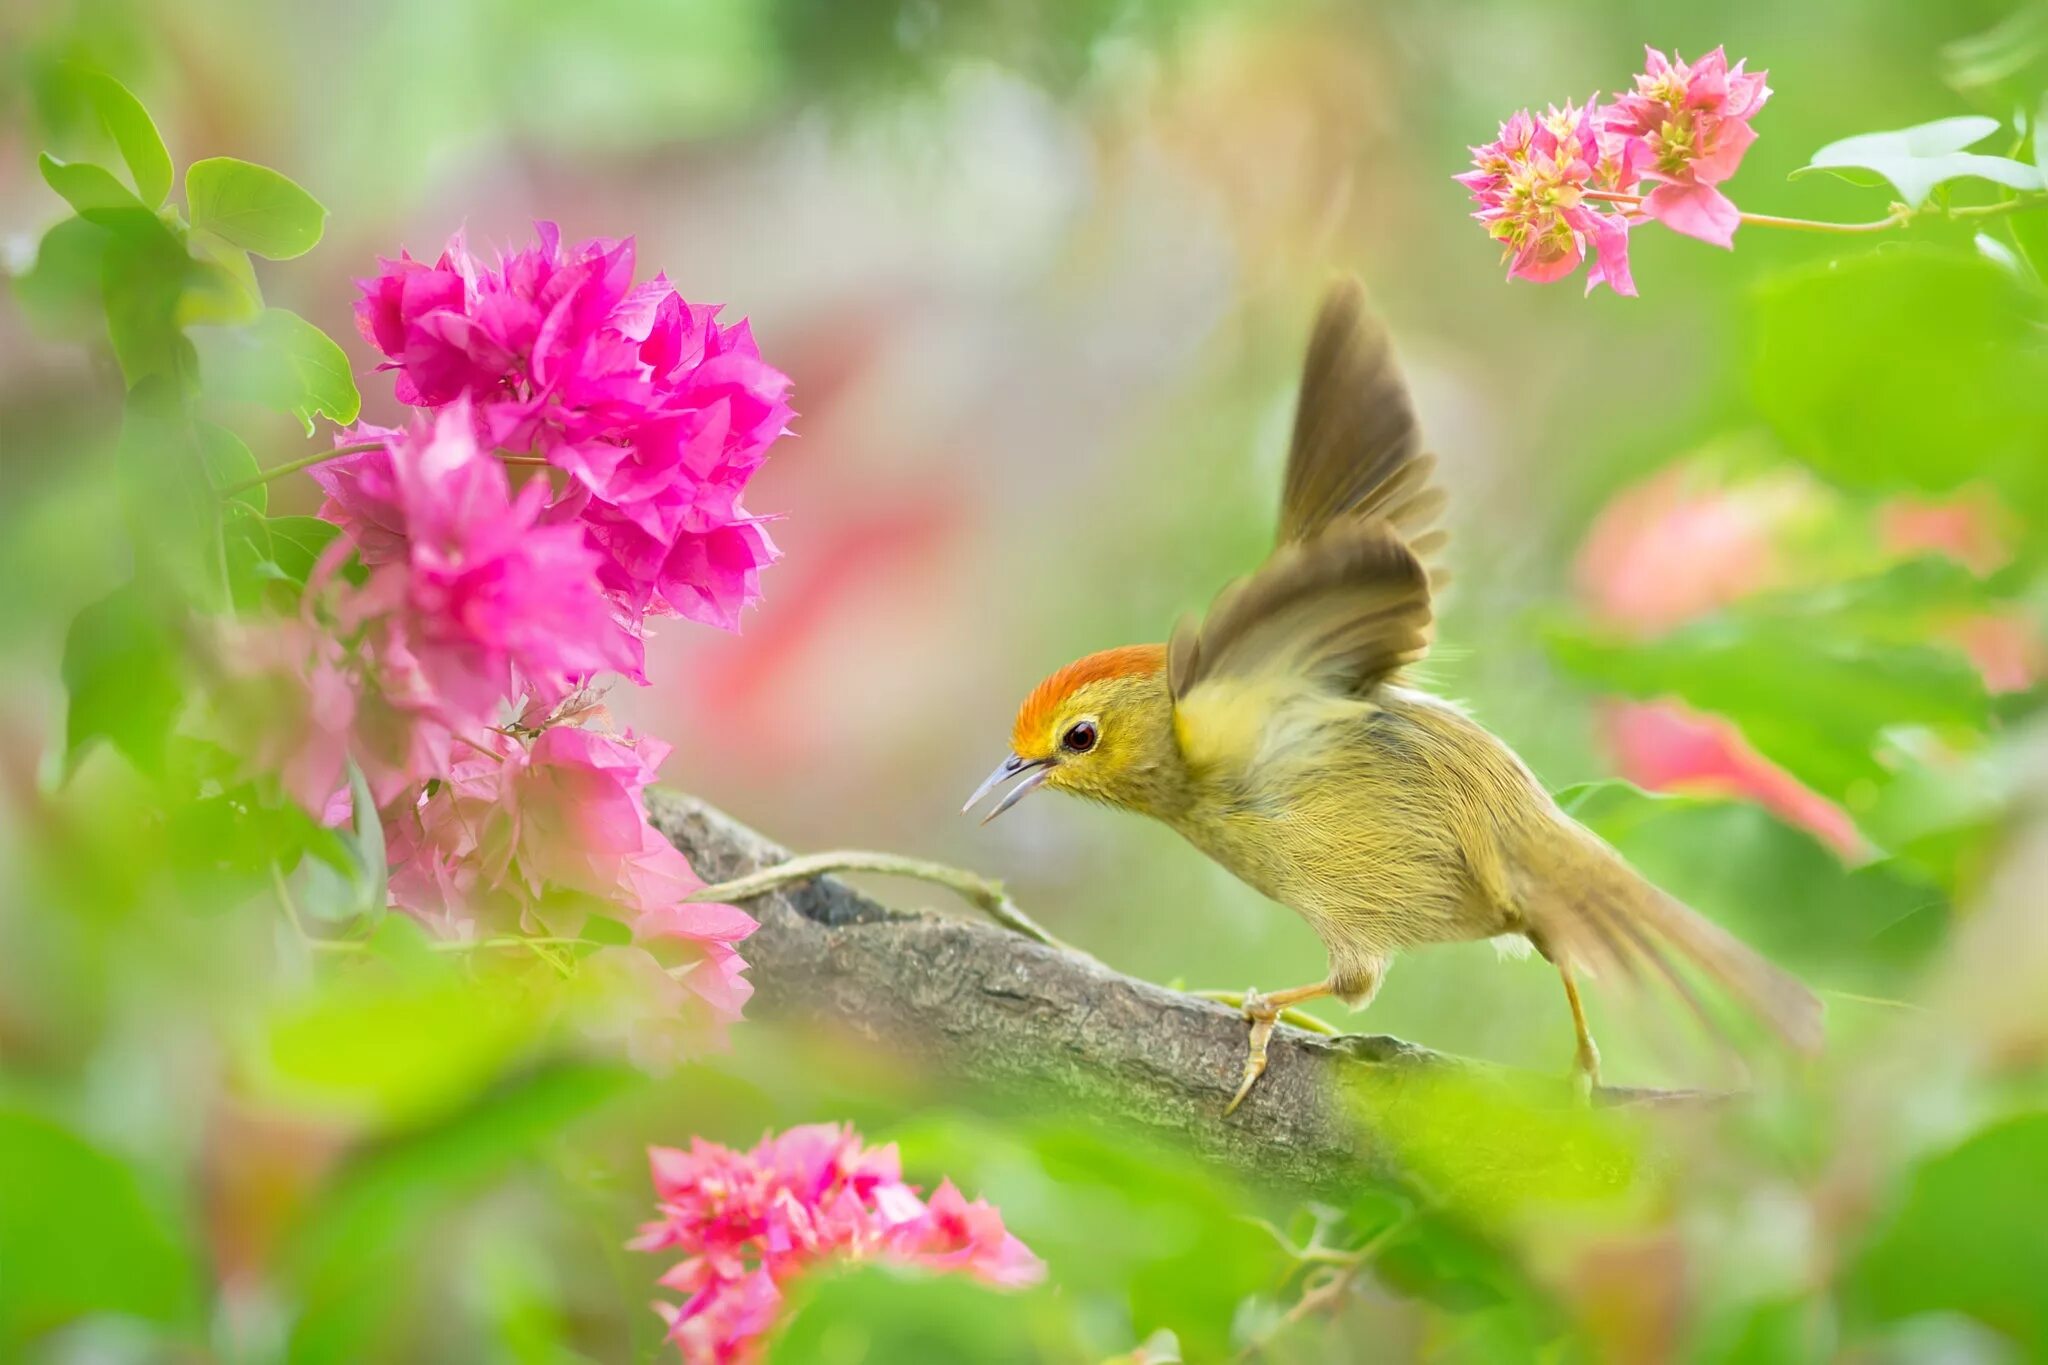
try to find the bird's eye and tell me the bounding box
[1061,720,1099,754]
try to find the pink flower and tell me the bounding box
[634,1125,1042,1364]
[889,1179,1044,1288]
[1601,46,1771,248]
[352,225,795,646]
[380,722,756,1043]
[1456,100,1637,296]
[1597,700,1864,857]
[202,618,354,811]
[318,403,635,728]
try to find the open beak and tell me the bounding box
[962,752,1055,825]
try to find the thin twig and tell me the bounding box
[1235,1215,1411,1361]
[221,440,390,498]
[305,934,591,955]
[684,851,1078,955]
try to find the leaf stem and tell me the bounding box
[222,440,389,498]
[686,851,1079,955]
[1580,187,2048,234]
[306,934,591,955]
[221,444,557,500]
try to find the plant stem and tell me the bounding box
[305,934,590,955]
[1580,186,2048,234]
[221,441,389,499]
[686,851,1079,955]
[220,444,556,501]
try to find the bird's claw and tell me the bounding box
[1570,1037,1602,1107]
[1223,986,1283,1116]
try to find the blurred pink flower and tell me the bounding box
[381,723,756,1043]
[633,1124,1042,1364]
[1573,465,1810,631]
[352,224,794,649]
[1601,46,1771,248]
[1456,101,1637,295]
[1577,469,2040,856]
[1596,700,1863,857]
[1576,464,1859,853]
[204,618,354,811]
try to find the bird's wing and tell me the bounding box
[1167,519,1433,777]
[1276,278,1447,576]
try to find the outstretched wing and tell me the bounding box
[1168,282,1443,728]
[1276,278,1447,572]
[1167,520,1431,704]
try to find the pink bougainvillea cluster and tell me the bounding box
[222,224,793,1051]
[632,1124,1043,1363]
[1457,46,1770,295]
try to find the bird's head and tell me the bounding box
[963,643,1185,823]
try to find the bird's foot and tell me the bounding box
[1224,986,1284,1116]
[1570,1037,1602,1106]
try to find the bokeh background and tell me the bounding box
[5,0,2048,1361]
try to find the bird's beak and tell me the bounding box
[962,752,1055,825]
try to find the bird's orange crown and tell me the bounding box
[1012,643,1167,754]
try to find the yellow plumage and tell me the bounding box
[974,278,1821,1107]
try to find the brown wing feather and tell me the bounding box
[1168,519,1431,701]
[1278,279,1446,564]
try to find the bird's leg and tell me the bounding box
[1559,963,1601,1102]
[1224,980,1334,1116]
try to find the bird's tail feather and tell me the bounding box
[1527,822,1824,1057]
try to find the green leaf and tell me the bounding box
[195,308,361,434]
[1797,116,2044,205]
[1544,560,1995,805]
[264,514,343,581]
[38,151,142,219]
[0,1108,199,1351]
[178,228,264,326]
[1750,248,2048,524]
[9,215,109,340]
[68,67,173,207]
[184,155,328,259]
[348,759,388,925]
[1849,1111,2048,1354]
[60,582,184,775]
[1558,781,1947,981]
[282,1063,638,1365]
[117,378,225,607]
[766,1264,1077,1365]
[99,210,202,389]
[197,420,264,512]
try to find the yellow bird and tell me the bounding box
[964,279,1822,1112]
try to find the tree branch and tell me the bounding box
[649,790,1714,1193]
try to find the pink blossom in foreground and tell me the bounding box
[1456,101,1637,295]
[632,1124,1042,1363]
[203,618,354,810]
[380,724,756,1049]
[351,225,794,652]
[1601,46,1771,248]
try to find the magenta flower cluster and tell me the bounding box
[1457,46,1771,295]
[352,221,793,652]
[217,225,793,1050]
[631,1124,1043,1364]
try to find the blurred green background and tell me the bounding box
[5,0,2047,1360]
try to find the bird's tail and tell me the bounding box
[1525,819,1824,1057]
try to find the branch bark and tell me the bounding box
[649,790,1709,1193]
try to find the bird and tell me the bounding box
[963,278,1823,1114]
